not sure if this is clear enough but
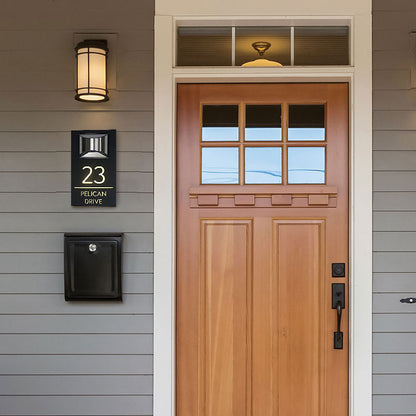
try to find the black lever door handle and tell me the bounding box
[334,301,343,349]
[332,283,345,350]
[336,301,342,333]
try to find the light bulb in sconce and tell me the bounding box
[242,41,282,67]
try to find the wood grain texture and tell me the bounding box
[199,219,252,416]
[177,83,349,416]
[273,220,325,416]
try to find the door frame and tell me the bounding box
[154,15,372,416]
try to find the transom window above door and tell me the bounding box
[200,103,326,185]
[177,25,350,67]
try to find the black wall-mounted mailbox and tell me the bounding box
[64,233,123,301]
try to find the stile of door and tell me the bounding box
[176,83,349,416]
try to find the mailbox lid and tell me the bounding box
[64,233,123,300]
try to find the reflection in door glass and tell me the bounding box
[201,147,239,184]
[288,105,325,141]
[202,105,239,141]
[245,105,282,141]
[245,147,282,184]
[288,147,325,184]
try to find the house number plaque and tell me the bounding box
[71,130,116,207]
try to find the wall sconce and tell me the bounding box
[75,39,109,102]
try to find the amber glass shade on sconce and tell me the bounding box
[75,39,109,102]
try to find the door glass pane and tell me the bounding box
[288,147,325,184]
[202,105,239,141]
[201,147,239,184]
[245,147,282,184]
[235,27,291,66]
[288,105,325,141]
[294,26,349,65]
[245,105,282,141]
[177,27,232,66]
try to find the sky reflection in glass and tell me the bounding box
[245,127,282,141]
[245,147,282,184]
[202,127,239,141]
[288,147,325,184]
[201,147,239,184]
[288,127,325,141]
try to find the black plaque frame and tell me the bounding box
[71,130,116,207]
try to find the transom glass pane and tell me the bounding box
[201,147,239,184]
[177,27,232,66]
[245,105,282,141]
[288,147,325,184]
[235,27,291,66]
[245,147,282,184]
[202,105,239,141]
[288,105,325,141]
[294,26,349,65]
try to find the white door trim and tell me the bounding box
[153,15,372,416]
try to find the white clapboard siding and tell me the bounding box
[0,0,155,415]
[373,1,416,414]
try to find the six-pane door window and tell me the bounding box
[200,103,326,185]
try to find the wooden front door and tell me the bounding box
[176,83,349,416]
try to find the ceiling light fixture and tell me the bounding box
[242,41,282,67]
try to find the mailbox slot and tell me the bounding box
[64,233,122,301]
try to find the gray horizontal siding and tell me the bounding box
[0,172,153,192]
[0,151,153,172]
[0,275,153,294]
[0,334,152,354]
[0,0,154,414]
[0,375,153,395]
[0,314,153,333]
[374,131,416,151]
[0,294,153,314]
[0,233,153,252]
[0,253,153,273]
[373,1,416,414]
[0,355,153,374]
[0,132,154,152]
[0,396,152,416]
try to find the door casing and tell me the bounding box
[176,83,349,415]
[153,16,373,416]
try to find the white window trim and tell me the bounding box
[154,15,372,416]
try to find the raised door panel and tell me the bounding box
[273,219,325,416]
[199,219,252,416]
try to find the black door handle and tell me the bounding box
[332,283,345,350]
[334,301,343,349]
